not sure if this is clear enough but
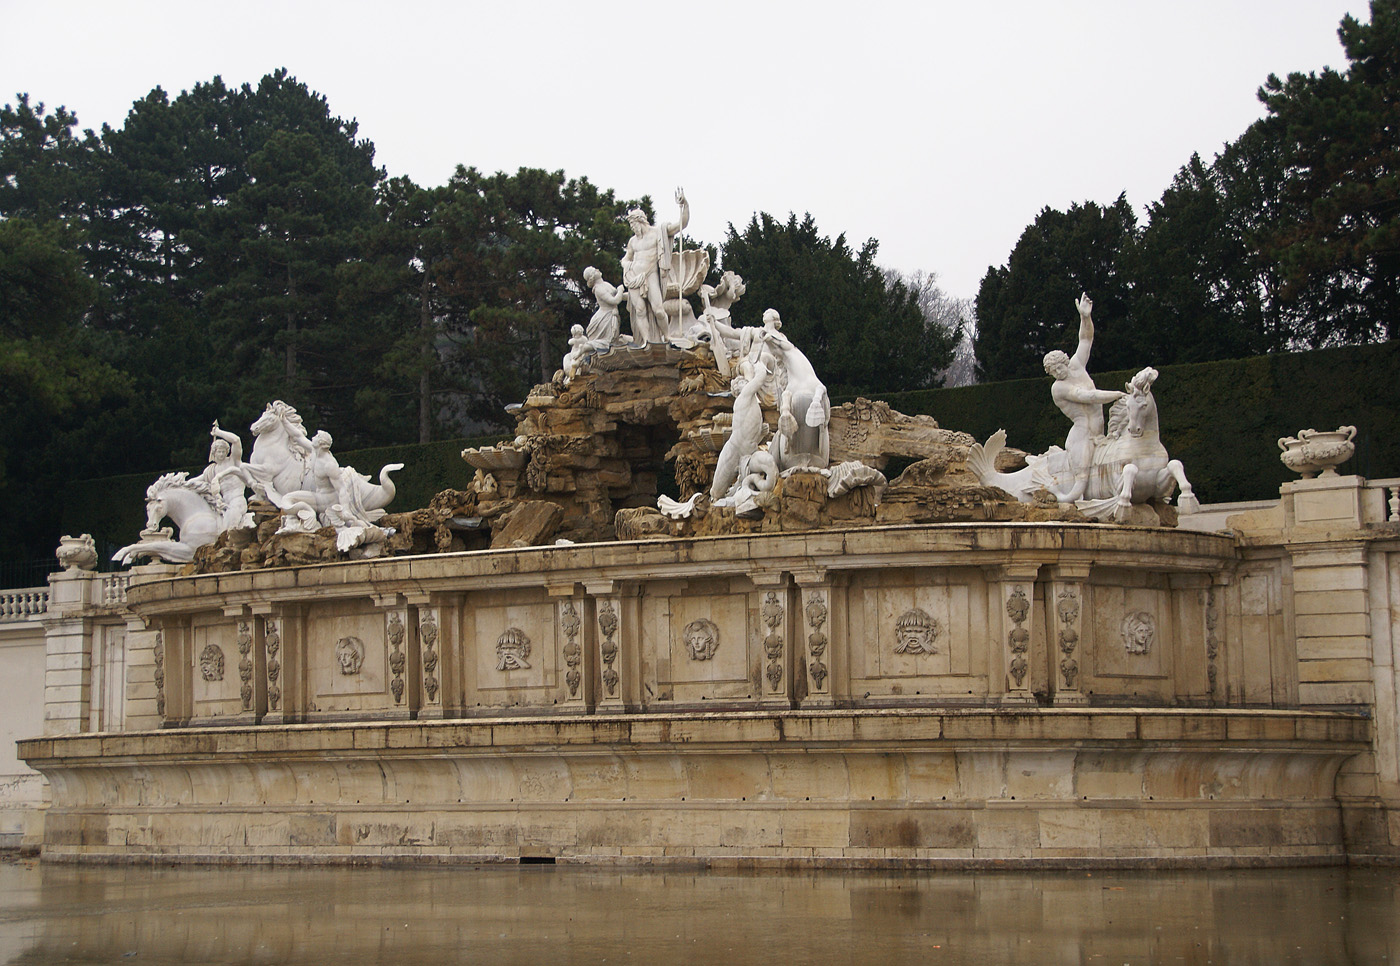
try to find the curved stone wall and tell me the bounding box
[21,708,1367,866]
[26,521,1356,867]
[122,524,1249,726]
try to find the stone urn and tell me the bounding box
[56,533,98,572]
[1279,426,1357,478]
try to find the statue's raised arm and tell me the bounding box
[1070,293,1095,370]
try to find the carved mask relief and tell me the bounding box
[336,636,365,675]
[683,618,720,661]
[1121,611,1155,655]
[893,607,940,655]
[497,627,532,670]
[199,642,225,682]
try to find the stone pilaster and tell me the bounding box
[550,586,589,710]
[258,605,294,725]
[987,564,1042,704]
[1047,564,1090,706]
[121,614,162,732]
[793,569,834,707]
[750,572,792,709]
[586,581,626,711]
[408,594,443,720]
[220,604,260,727]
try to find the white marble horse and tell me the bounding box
[1079,367,1199,521]
[246,400,315,500]
[969,367,1199,522]
[111,473,222,564]
[245,401,402,530]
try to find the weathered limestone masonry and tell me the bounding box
[15,492,1400,866]
[1225,474,1400,862]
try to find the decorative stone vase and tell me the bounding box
[1278,435,1317,478]
[55,533,98,572]
[1299,426,1357,477]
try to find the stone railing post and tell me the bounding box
[40,569,95,735]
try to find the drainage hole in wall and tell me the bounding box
[520,856,556,865]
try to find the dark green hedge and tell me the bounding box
[61,434,507,565]
[850,342,1400,504]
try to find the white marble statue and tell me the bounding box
[246,400,315,501]
[561,320,614,385]
[620,188,690,343]
[582,266,627,344]
[969,367,1199,522]
[710,359,771,502]
[112,473,222,564]
[692,271,747,376]
[200,421,253,531]
[244,401,401,535]
[753,310,830,472]
[562,325,590,384]
[1042,294,1125,502]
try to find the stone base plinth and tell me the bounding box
[20,708,1368,868]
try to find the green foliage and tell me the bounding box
[720,212,954,395]
[1257,0,1400,343]
[0,94,90,224]
[0,218,131,560]
[974,197,1139,380]
[865,341,1400,503]
[975,2,1399,376]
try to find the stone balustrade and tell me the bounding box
[0,587,49,621]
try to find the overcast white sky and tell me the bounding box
[0,0,1365,298]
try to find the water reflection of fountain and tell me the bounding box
[3,862,1397,965]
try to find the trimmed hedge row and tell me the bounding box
[855,342,1400,504]
[61,342,1400,561]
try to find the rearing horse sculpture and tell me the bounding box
[244,400,402,530]
[969,367,1199,523]
[1080,367,1199,521]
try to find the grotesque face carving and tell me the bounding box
[683,619,720,661]
[496,627,532,671]
[894,608,940,655]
